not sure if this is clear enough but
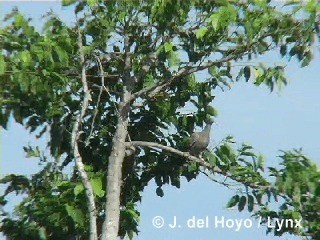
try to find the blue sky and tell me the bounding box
[1,2,319,240]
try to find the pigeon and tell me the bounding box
[189,119,214,157]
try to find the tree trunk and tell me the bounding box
[101,104,129,239]
[102,21,133,239]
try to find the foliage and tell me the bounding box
[0,0,319,239]
[257,150,320,239]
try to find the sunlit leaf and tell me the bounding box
[226,195,239,208]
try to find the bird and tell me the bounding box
[189,119,214,157]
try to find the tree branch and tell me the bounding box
[126,141,270,190]
[126,52,242,103]
[125,140,221,169]
[126,32,275,105]
[71,26,98,240]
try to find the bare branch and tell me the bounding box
[71,25,98,240]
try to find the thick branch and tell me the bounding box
[126,141,270,190]
[71,26,97,240]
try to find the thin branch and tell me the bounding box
[1,70,119,78]
[200,169,233,190]
[71,25,98,240]
[85,55,104,146]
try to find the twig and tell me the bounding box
[200,169,233,190]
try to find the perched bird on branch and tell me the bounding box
[189,119,214,157]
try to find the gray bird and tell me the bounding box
[189,119,214,157]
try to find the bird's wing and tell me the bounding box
[189,132,200,147]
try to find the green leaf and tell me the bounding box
[164,42,173,53]
[253,68,263,78]
[220,144,232,157]
[210,14,220,30]
[74,183,84,196]
[253,191,263,205]
[65,204,85,227]
[210,4,237,30]
[187,162,198,172]
[206,106,218,117]
[291,211,301,219]
[244,66,251,81]
[38,227,47,240]
[208,66,217,76]
[196,27,208,39]
[168,52,180,67]
[20,51,32,64]
[50,123,64,158]
[156,187,164,197]
[289,46,299,57]
[127,231,134,240]
[253,0,267,8]
[305,0,318,12]
[91,177,105,197]
[0,55,6,76]
[226,195,239,208]
[143,75,155,88]
[62,0,77,6]
[56,180,69,187]
[238,196,247,212]
[84,165,94,172]
[203,151,217,165]
[15,13,25,27]
[301,52,312,67]
[280,45,287,57]
[247,195,254,212]
[257,155,265,171]
[54,46,68,65]
[87,0,98,7]
[126,208,140,221]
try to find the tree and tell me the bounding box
[0,0,319,239]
